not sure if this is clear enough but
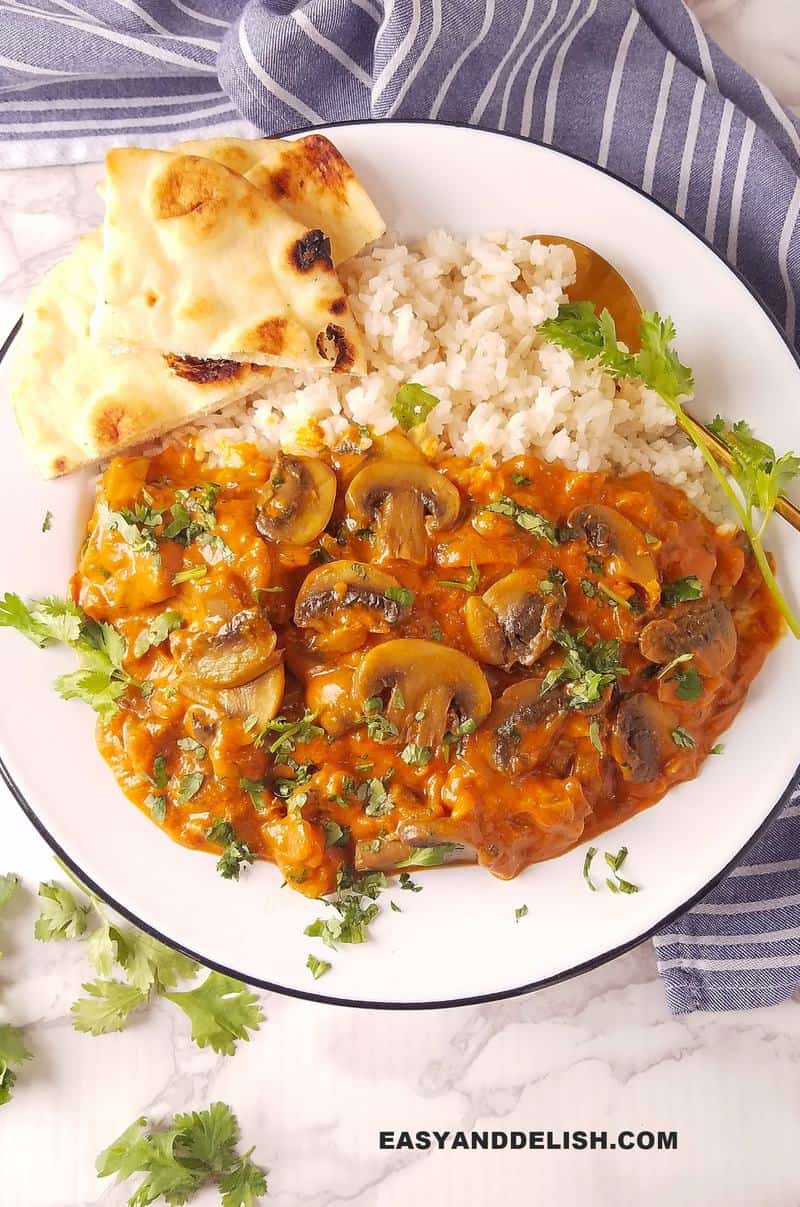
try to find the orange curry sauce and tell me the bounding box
[74,433,782,897]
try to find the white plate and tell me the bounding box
[2,121,799,1008]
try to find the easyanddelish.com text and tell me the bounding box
[378,1130,678,1152]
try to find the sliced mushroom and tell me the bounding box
[487,679,569,772]
[217,659,285,726]
[465,569,566,668]
[346,460,460,564]
[355,821,477,872]
[639,598,737,675]
[255,453,336,545]
[182,609,277,688]
[353,639,491,750]
[294,561,412,633]
[569,503,660,607]
[610,693,674,783]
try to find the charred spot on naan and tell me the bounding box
[303,134,352,200]
[316,323,357,372]
[290,229,334,272]
[329,297,347,315]
[165,354,249,385]
[150,154,259,234]
[86,396,158,452]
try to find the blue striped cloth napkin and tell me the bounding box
[2,0,800,1013]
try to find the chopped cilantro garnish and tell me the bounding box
[205,819,254,881]
[671,726,695,749]
[239,777,267,813]
[588,717,602,754]
[515,904,529,922]
[175,772,203,804]
[307,954,332,979]
[583,846,598,891]
[399,872,422,892]
[254,709,324,756]
[151,755,169,790]
[710,742,724,755]
[661,576,703,607]
[385,586,415,607]
[400,744,433,767]
[41,510,53,533]
[391,382,439,430]
[133,609,183,659]
[485,496,557,544]
[511,473,531,486]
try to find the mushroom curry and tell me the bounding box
[73,430,782,897]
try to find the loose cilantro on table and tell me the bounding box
[392,382,439,430]
[96,1101,268,1206]
[0,874,31,1108]
[540,303,800,636]
[41,510,53,533]
[515,905,529,922]
[34,862,262,1051]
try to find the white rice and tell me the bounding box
[183,231,726,521]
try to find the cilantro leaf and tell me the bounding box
[165,972,263,1056]
[392,382,439,430]
[71,979,147,1035]
[219,1154,269,1206]
[0,1024,32,1107]
[484,496,557,544]
[34,880,89,941]
[661,576,703,607]
[97,1104,268,1207]
[307,954,332,980]
[0,592,52,647]
[133,610,183,659]
[0,872,19,909]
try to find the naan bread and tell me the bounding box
[175,133,385,264]
[93,148,366,374]
[12,232,273,478]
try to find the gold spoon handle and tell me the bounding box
[686,410,800,533]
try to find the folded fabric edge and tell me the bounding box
[660,963,800,1013]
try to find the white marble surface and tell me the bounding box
[2,6,800,1205]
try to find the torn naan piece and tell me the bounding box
[94,148,366,374]
[175,133,386,264]
[12,232,272,478]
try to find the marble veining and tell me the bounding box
[3,5,800,1204]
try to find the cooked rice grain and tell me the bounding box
[182,231,725,520]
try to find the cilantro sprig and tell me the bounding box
[0,593,138,716]
[34,862,262,1052]
[0,874,31,1108]
[540,628,627,708]
[96,1102,268,1206]
[540,303,800,636]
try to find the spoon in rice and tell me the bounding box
[529,234,800,533]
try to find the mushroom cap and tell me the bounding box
[610,692,674,782]
[487,678,568,771]
[353,638,491,749]
[182,609,277,688]
[639,597,737,675]
[294,560,412,630]
[569,502,660,606]
[346,459,461,530]
[255,453,336,545]
[465,568,566,668]
[217,659,285,726]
